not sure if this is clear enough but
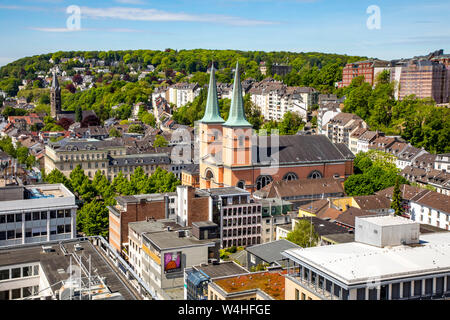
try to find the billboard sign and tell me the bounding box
[164,251,182,273]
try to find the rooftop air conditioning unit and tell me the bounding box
[74,243,83,251]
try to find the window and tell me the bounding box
[25,212,31,221]
[65,224,71,233]
[50,211,56,219]
[57,225,65,234]
[22,266,31,277]
[0,269,9,280]
[11,268,21,279]
[414,280,422,296]
[295,289,300,300]
[436,277,444,295]
[0,215,5,224]
[392,283,400,299]
[65,210,71,218]
[425,278,433,295]
[7,230,14,240]
[7,214,14,223]
[57,210,64,218]
[40,211,47,220]
[368,288,377,300]
[22,287,32,298]
[15,213,22,222]
[11,288,21,299]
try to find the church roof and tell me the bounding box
[200,64,224,124]
[224,62,252,128]
[254,134,354,164]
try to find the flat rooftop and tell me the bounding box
[129,219,183,235]
[195,261,249,279]
[213,270,287,300]
[283,232,450,286]
[358,214,417,226]
[143,230,215,250]
[0,239,140,300]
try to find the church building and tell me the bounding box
[196,62,354,192]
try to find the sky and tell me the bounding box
[0,0,449,66]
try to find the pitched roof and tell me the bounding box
[353,194,392,211]
[410,190,450,214]
[256,177,345,199]
[255,134,355,165]
[246,239,300,263]
[317,207,342,220]
[298,199,329,215]
[335,207,373,228]
[376,184,430,201]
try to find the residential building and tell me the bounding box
[393,59,449,104]
[282,214,450,300]
[356,130,383,154]
[348,127,367,154]
[396,145,427,170]
[324,113,368,146]
[409,190,450,230]
[260,198,293,243]
[0,184,77,247]
[435,153,450,173]
[338,59,390,88]
[168,82,201,108]
[44,138,179,180]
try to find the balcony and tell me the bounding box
[286,274,341,300]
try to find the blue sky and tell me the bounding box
[0,0,449,66]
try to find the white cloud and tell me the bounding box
[29,27,144,33]
[30,27,81,32]
[79,6,277,26]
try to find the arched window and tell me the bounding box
[255,175,273,190]
[236,180,245,190]
[205,169,214,181]
[283,172,298,181]
[308,170,323,179]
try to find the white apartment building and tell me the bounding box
[409,190,450,230]
[435,153,450,173]
[249,79,318,121]
[0,184,77,247]
[324,113,367,146]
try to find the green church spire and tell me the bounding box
[200,63,224,124]
[224,62,252,127]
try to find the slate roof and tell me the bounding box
[255,134,354,165]
[295,216,349,236]
[246,239,300,262]
[353,194,392,211]
[109,153,170,166]
[376,184,430,201]
[255,177,345,199]
[335,207,373,228]
[410,190,450,214]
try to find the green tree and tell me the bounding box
[44,168,72,190]
[75,105,83,122]
[153,135,168,148]
[77,200,109,237]
[391,176,404,216]
[286,220,319,248]
[109,127,122,137]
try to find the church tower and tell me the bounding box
[222,62,253,187]
[50,71,61,119]
[199,63,225,189]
